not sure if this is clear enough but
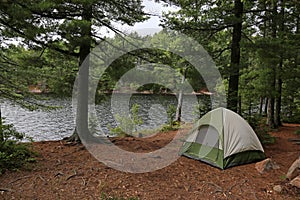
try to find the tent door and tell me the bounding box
[195,125,220,161]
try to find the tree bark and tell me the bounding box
[227,0,243,112]
[175,67,189,122]
[238,95,242,115]
[267,97,275,128]
[264,97,268,116]
[275,59,283,127]
[175,75,184,122]
[275,0,285,127]
[0,106,3,142]
[267,1,278,128]
[259,97,263,115]
[67,4,92,142]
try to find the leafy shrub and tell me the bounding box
[166,104,176,127]
[193,101,211,121]
[246,115,276,145]
[0,120,36,174]
[109,104,143,137]
[158,104,181,132]
[281,106,300,123]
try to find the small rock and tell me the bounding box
[273,185,282,193]
[290,175,300,189]
[286,157,300,180]
[255,158,280,174]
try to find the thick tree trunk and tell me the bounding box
[267,97,275,128]
[227,0,243,112]
[67,4,92,142]
[267,2,278,128]
[275,0,285,127]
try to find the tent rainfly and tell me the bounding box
[179,107,265,169]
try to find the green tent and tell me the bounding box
[180,107,265,169]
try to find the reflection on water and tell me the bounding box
[1,94,209,141]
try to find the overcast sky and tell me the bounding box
[110,0,179,36]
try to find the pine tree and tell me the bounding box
[0,0,148,142]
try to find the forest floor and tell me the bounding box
[0,124,299,200]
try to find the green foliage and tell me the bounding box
[282,112,300,124]
[166,104,176,126]
[0,120,36,174]
[279,174,287,180]
[295,129,300,135]
[162,0,300,124]
[159,104,180,132]
[247,116,276,145]
[109,104,143,137]
[160,122,180,132]
[193,104,205,121]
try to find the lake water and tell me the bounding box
[1,94,210,141]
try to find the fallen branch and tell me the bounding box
[66,170,77,181]
[227,179,248,193]
[0,187,14,192]
[202,181,223,193]
[9,175,32,185]
[288,138,300,142]
[81,177,86,186]
[37,175,46,182]
[54,171,64,177]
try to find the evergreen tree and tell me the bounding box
[0,0,148,141]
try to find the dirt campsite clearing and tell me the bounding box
[0,124,299,200]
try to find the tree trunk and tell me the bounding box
[176,67,189,122]
[248,98,252,118]
[259,97,263,115]
[267,97,275,128]
[275,0,285,127]
[275,59,283,127]
[267,1,278,128]
[227,0,243,112]
[289,95,294,118]
[264,98,268,116]
[67,4,92,142]
[267,65,276,128]
[175,75,184,122]
[0,106,3,142]
[238,95,242,115]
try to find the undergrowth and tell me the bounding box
[0,119,36,174]
[247,115,276,145]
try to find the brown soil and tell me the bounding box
[0,124,299,200]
